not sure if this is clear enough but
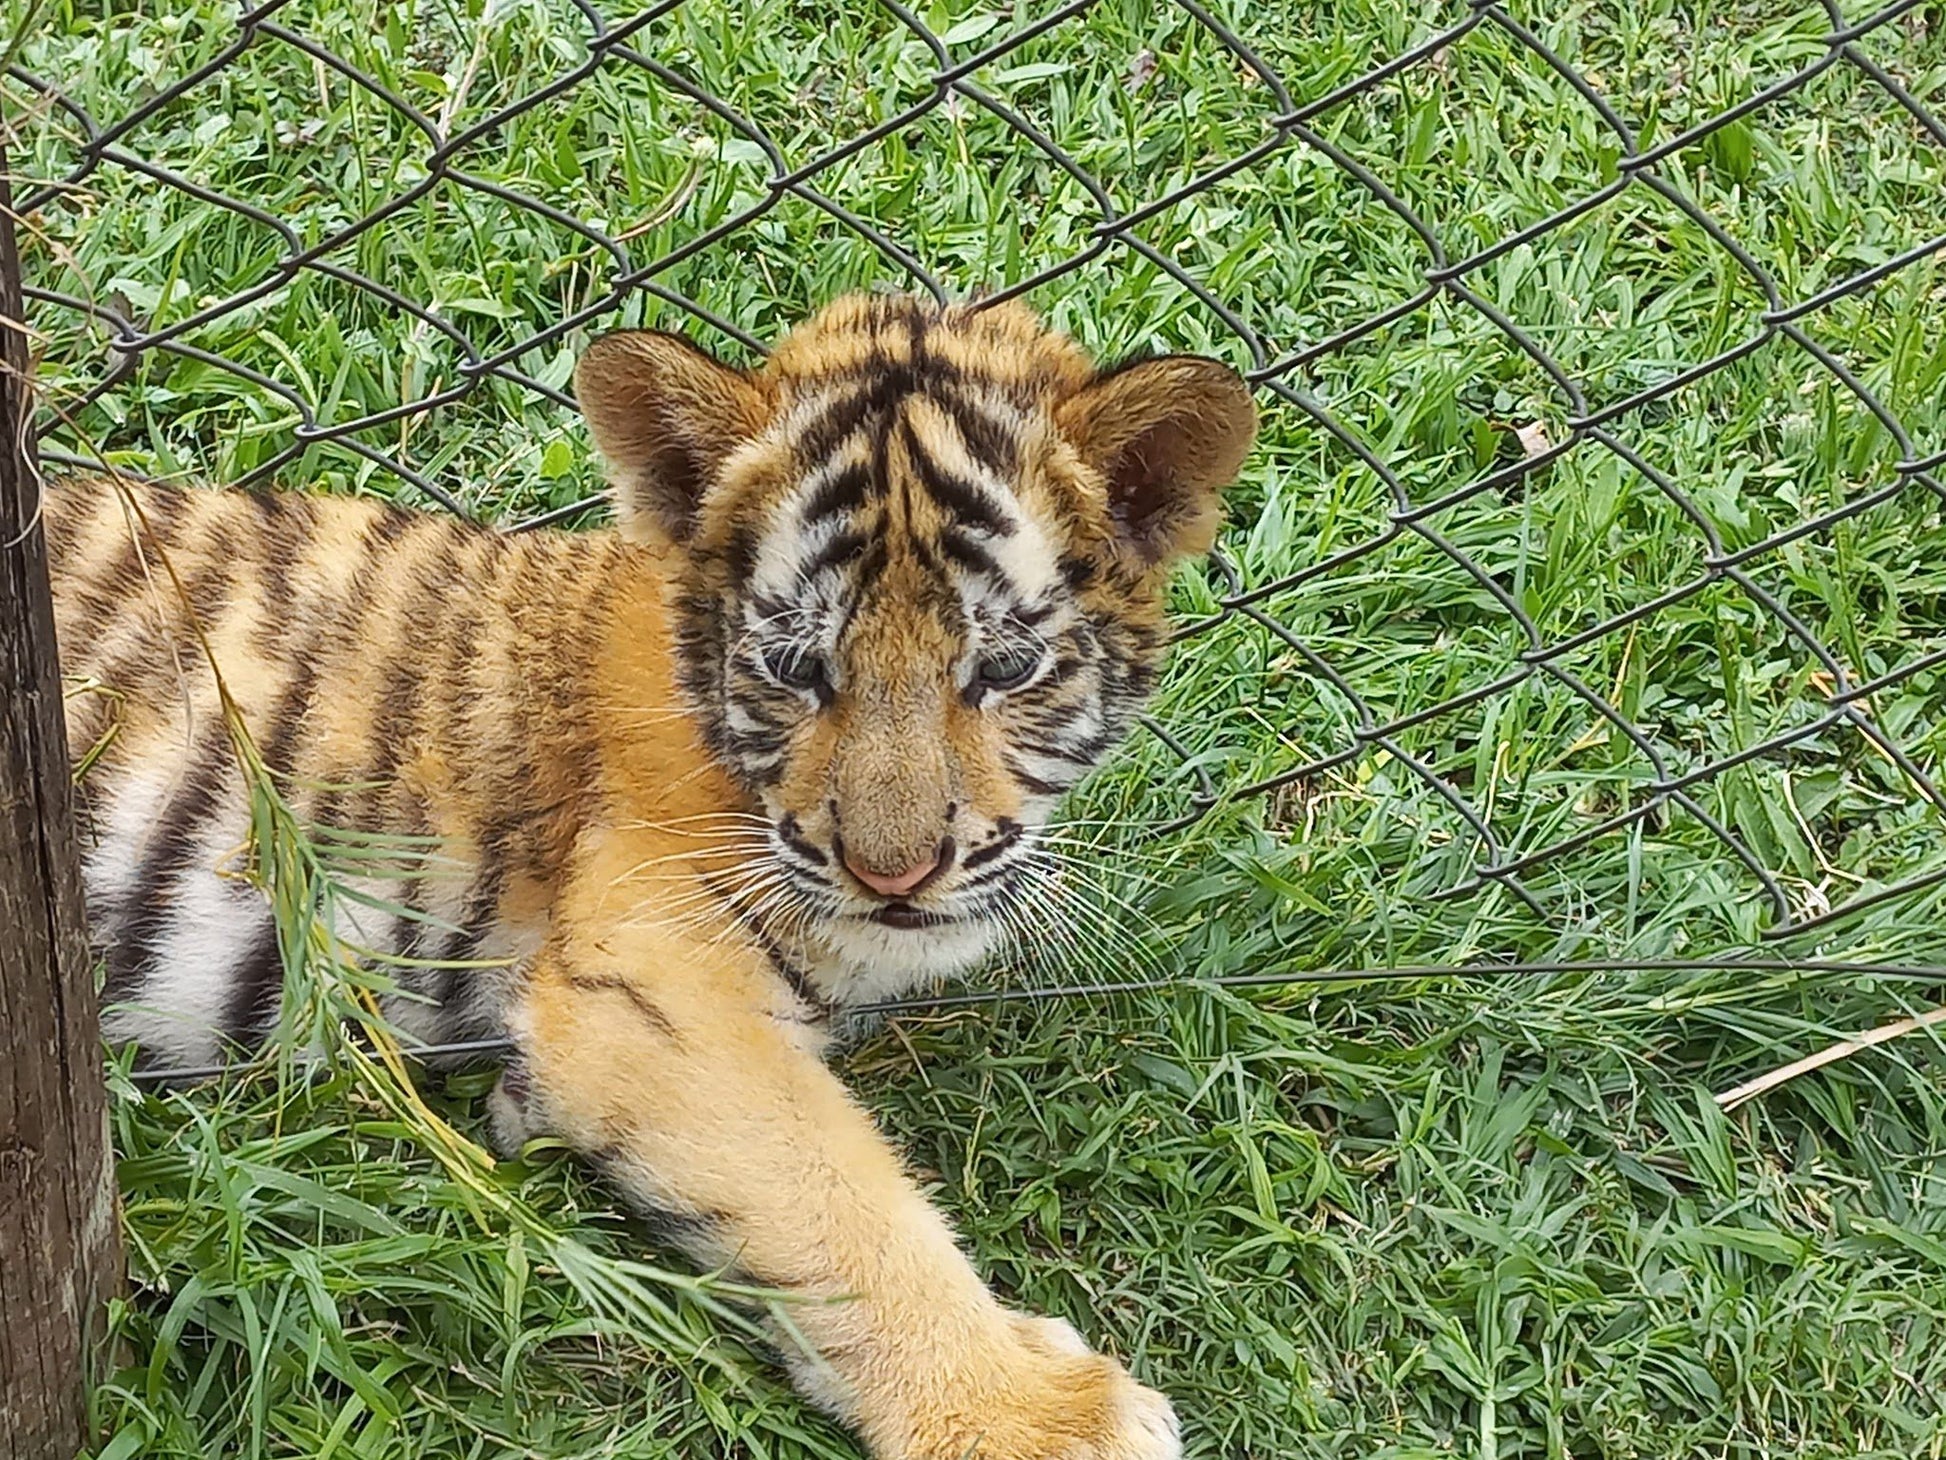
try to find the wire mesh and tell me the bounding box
[9,0,1946,983]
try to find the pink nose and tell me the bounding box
[846,850,942,899]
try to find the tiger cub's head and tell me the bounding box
[576,294,1255,1001]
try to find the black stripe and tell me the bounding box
[439,822,509,968]
[182,512,249,627]
[426,555,505,973]
[725,524,758,581]
[959,857,1020,893]
[745,759,785,789]
[777,957,831,1015]
[1045,652,1084,683]
[777,814,829,866]
[747,590,793,624]
[734,695,789,733]
[367,505,422,551]
[803,529,868,579]
[353,517,439,985]
[249,503,309,640]
[852,535,890,596]
[893,401,917,533]
[255,653,321,781]
[567,974,678,1038]
[755,932,833,1019]
[130,481,194,554]
[727,727,785,759]
[1006,761,1066,796]
[373,648,425,782]
[395,537,482,996]
[938,389,1020,477]
[904,422,1011,536]
[960,819,1022,872]
[796,376,902,465]
[940,529,1002,579]
[1017,731,1112,765]
[71,528,144,628]
[226,912,285,1044]
[221,651,325,1043]
[800,463,871,523]
[105,726,232,1002]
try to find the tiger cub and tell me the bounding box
[46,293,1256,1459]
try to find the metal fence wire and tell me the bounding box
[10,0,1946,983]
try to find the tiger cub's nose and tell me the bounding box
[844,842,951,899]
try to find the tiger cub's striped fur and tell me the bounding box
[49,294,1255,1459]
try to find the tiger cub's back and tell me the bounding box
[43,477,620,1068]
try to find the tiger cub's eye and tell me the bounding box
[974,644,1044,693]
[764,645,829,695]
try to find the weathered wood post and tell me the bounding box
[0,144,121,1458]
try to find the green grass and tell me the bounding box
[11,0,1946,1454]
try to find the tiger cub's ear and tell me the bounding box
[574,331,771,544]
[1055,355,1257,569]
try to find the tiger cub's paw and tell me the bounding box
[1021,1315,1180,1460]
[484,1060,544,1158]
[913,1314,1179,1460]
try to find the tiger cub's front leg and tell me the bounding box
[492,921,1178,1460]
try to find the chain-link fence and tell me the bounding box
[10,0,1946,978]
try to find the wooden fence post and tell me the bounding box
[0,144,121,1459]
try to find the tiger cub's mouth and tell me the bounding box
[744,811,1041,1001]
[867,904,954,931]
